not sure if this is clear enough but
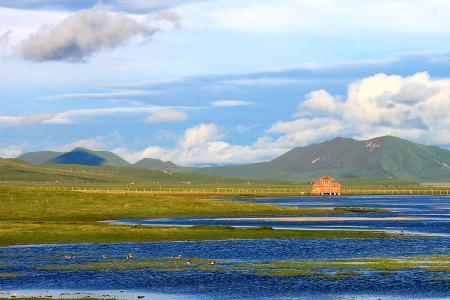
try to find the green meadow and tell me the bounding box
[0,186,402,246]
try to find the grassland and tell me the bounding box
[0,186,403,246]
[33,255,450,279]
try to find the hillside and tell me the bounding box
[19,148,130,167]
[0,157,279,186]
[18,151,63,165]
[133,158,178,172]
[188,136,450,182]
[12,136,450,182]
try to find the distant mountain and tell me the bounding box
[133,158,178,172]
[0,156,276,185]
[19,148,130,167]
[14,135,450,182]
[18,151,63,165]
[188,136,450,182]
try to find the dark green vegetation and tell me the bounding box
[187,136,450,182]
[0,157,280,185]
[35,255,450,280]
[0,186,400,246]
[14,135,450,183]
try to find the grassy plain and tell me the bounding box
[0,186,403,246]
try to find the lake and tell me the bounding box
[1,195,449,299]
[113,195,450,236]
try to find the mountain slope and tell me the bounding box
[18,151,63,165]
[188,136,450,182]
[0,157,279,185]
[133,158,178,172]
[19,148,130,167]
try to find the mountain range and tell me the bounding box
[14,136,450,182]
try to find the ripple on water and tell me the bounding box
[0,238,449,299]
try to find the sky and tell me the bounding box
[2,0,450,165]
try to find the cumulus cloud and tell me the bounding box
[19,7,179,62]
[145,108,188,124]
[178,123,222,148]
[115,123,285,165]
[212,100,251,107]
[295,72,450,145]
[113,72,450,165]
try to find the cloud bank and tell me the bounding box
[0,0,202,13]
[114,72,450,165]
[20,7,178,62]
[145,108,188,124]
[291,72,450,145]
[212,100,251,107]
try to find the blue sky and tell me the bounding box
[2,0,450,165]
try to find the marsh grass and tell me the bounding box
[34,255,450,280]
[0,186,402,246]
[0,273,27,278]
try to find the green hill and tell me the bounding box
[11,136,450,183]
[133,158,178,172]
[19,148,130,167]
[0,157,279,186]
[188,136,450,182]
[18,151,63,164]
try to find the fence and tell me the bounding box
[25,186,450,196]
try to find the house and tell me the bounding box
[311,176,341,195]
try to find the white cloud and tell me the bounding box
[0,114,55,129]
[294,72,450,145]
[180,0,450,35]
[113,72,450,165]
[300,90,339,116]
[178,123,222,148]
[0,144,27,158]
[19,7,178,62]
[113,123,286,165]
[269,117,345,149]
[224,78,309,86]
[40,90,157,100]
[60,137,106,152]
[212,100,251,107]
[0,106,184,128]
[145,108,188,124]
[43,106,160,124]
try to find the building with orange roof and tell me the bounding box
[311,176,341,196]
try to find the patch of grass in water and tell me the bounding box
[0,273,27,278]
[432,277,450,282]
[317,271,360,279]
[38,257,226,272]
[255,269,317,277]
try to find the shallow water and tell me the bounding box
[1,196,449,299]
[1,238,450,299]
[114,195,450,236]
